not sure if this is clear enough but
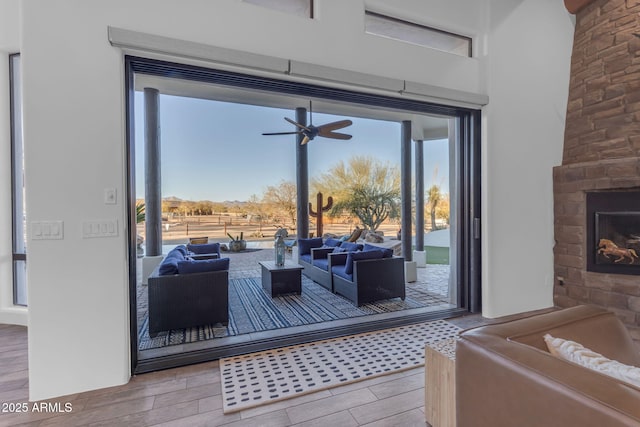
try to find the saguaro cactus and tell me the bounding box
[309,192,333,237]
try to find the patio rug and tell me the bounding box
[138,276,441,350]
[219,320,461,413]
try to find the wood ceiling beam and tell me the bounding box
[564,0,597,14]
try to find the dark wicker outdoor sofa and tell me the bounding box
[330,249,405,306]
[297,237,362,291]
[147,245,229,336]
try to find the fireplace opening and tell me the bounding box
[587,191,640,275]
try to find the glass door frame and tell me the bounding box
[10,53,27,307]
[124,55,481,374]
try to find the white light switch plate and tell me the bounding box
[83,219,118,238]
[32,221,64,240]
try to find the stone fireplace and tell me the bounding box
[554,0,640,341]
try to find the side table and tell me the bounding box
[425,337,457,427]
[258,260,304,297]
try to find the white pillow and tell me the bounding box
[544,334,640,388]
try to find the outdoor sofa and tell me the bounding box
[147,245,229,336]
[331,244,405,306]
[297,237,362,291]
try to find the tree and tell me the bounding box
[262,180,297,226]
[426,184,442,230]
[313,156,401,231]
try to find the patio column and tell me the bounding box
[401,121,412,262]
[296,107,309,239]
[414,139,427,268]
[144,87,162,257]
[415,139,424,250]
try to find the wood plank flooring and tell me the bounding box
[1,311,540,426]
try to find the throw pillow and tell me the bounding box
[345,249,384,275]
[324,237,342,247]
[177,258,230,274]
[187,242,220,255]
[544,334,640,388]
[340,241,361,253]
[298,237,323,255]
[332,246,347,253]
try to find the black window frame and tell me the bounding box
[125,55,481,374]
[10,53,27,307]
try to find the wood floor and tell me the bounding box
[0,313,506,426]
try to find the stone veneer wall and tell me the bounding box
[554,0,640,340]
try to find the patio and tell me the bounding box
[136,244,454,360]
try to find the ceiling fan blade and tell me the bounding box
[317,120,353,132]
[284,117,311,132]
[321,132,352,140]
[300,135,311,145]
[262,131,303,136]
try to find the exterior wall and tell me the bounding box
[0,0,575,400]
[554,0,640,341]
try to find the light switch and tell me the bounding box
[104,188,117,205]
[32,221,64,240]
[83,219,118,238]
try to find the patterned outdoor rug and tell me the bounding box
[138,276,444,350]
[219,320,461,413]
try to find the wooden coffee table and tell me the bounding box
[258,260,304,297]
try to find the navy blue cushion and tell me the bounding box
[332,246,347,253]
[332,264,353,281]
[339,241,361,252]
[324,238,342,247]
[313,258,330,271]
[345,250,383,275]
[187,242,220,255]
[363,243,393,258]
[298,237,323,255]
[158,249,185,275]
[177,258,229,274]
[299,253,312,264]
[173,245,188,255]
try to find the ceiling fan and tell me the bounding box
[262,103,353,145]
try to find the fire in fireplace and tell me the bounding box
[587,191,640,275]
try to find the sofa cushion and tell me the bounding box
[299,253,312,264]
[173,245,189,255]
[298,237,323,255]
[324,237,342,247]
[363,243,393,258]
[158,248,186,275]
[313,258,330,271]
[332,264,353,282]
[187,242,220,255]
[544,334,640,388]
[332,246,347,253]
[345,249,384,275]
[177,257,230,274]
[339,241,361,253]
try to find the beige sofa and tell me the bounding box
[456,305,640,427]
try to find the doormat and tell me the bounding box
[219,319,461,414]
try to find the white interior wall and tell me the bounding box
[482,0,574,317]
[10,0,575,400]
[0,0,27,326]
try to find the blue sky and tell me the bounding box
[134,93,449,201]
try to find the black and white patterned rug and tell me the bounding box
[219,320,461,413]
[138,276,448,350]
